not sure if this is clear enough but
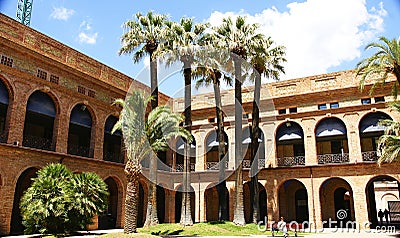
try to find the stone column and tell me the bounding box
[302,118,317,165]
[343,112,362,163]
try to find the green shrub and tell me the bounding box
[20,163,109,236]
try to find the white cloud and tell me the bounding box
[50,7,75,21]
[78,32,98,44]
[78,20,98,45]
[208,0,387,80]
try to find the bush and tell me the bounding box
[20,163,109,236]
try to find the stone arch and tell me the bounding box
[278,179,309,224]
[174,184,195,223]
[315,117,349,164]
[204,129,228,170]
[243,181,267,223]
[365,175,400,227]
[320,177,355,227]
[0,76,13,143]
[98,177,119,229]
[103,115,123,163]
[23,90,58,151]
[175,136,196,172]
[10,167,39,235]
[358,111,392,162]
[275,121,305,166]
[67,103,95,157]
[242,126,265,169]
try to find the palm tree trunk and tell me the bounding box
[150,51,158,109]
[124,160,141,233]
[233,57,245,226]
[213,74,229,220]
[143,50,159,227]
[250,72,261,224]
[181,60,193,226]
[144,154,159,227]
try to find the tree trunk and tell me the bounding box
[124,160,141,233]
[213,74,229,221]
[144,154,159,227]
[143,50,159,227]
[150,50,158,109]
[180,60,193,226]
[232,57,245,226]
[251,72,261,223]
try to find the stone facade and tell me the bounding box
[0,13,399,235]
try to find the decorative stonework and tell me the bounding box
[275,83,297,95]
[312,76,337,89]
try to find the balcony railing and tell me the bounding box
[277,156,305,167]
[68,144,93,158]
[317,153,349,164]
[362,151,378,162]
[104,150,124,163]
[243,159,266,169]
[206,161,229,170]
[23,134,53,151]
[175,163,195,172]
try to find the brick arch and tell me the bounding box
[24,88,61,116]
[358,110,393,126]
[0,75,16,143]
[319,177,355,226]
[314,116,348,134]
[277,179,309,223]
[365,174,400,228]
[67,101,97,126]
[99,176,124,229]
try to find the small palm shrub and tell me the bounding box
[20,163,109,236]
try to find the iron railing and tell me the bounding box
[68,144,93,158]
[362,151,378,162]
[317,153,349,164]
[277,156,305,167]
[206,161,229,170]
[175,163,195,172]
[23,134,53,151]
[242,159,266,169]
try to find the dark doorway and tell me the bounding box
[10,168,39,235]
[157,185,165,223]
[175,185,195,223]
[98,177,118,229]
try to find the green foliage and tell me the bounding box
[20,163,109,236]
[356,36,400,97]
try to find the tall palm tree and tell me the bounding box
[214,15,264,226]
[119,11,168,227]
[356,36,400,96]
[248,37,286,223]
[161,17,208,226]
[193,44,233,220]
[112,91,190,233]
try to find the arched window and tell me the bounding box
[175,136,196,171]
[242,126,265,169]
[276,121,305,166]
[68,104,93,157]
[0,80,9,142]
[315,117,349,164]
[359,112,392,162]
[23,91,56,151]
[205,130,228,170]
[104,116,123,163]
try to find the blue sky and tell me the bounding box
[0,0,399,97]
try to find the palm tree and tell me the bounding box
[248,37,286,223]
[112,91,190,233]
[356,36,400,96]
[214,15,264,226]
[119,11,168,227]
[161,17,208,226]
[377,102,400,164]
[193,44,233,220]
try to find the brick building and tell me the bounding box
[0,13,399,235]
